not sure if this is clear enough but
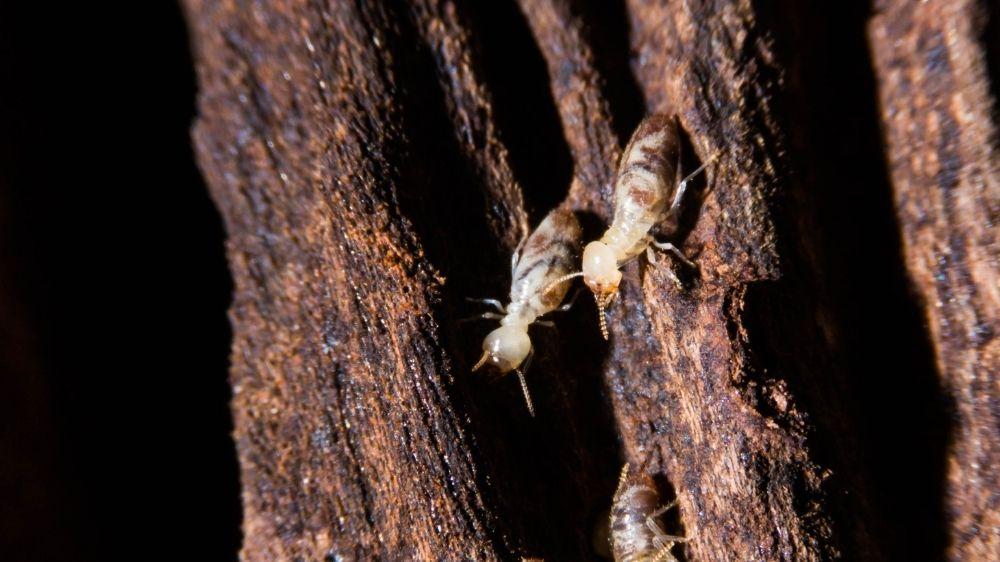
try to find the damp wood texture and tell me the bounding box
[185,0,1000,560]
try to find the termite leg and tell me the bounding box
[648,500,679,519]
[651,531,688,555]
[646,501,687,547]
[656,534,688,543]
[458,311,504,323]
[647,246,683,289]
[465,297,506,313]
[649,525,687,553]
[669,151,719,214]
[536,286,579,322]
[651,240,696,269]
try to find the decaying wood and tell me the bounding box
[185,0,998,559]
[870,1,1000,559]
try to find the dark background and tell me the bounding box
[0,3,241,560]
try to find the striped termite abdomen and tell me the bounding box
[544,114,713,339]
[602,114,681,261]
[507,207,582,322]
[580,115,681,338]
[609,464,685,562]
[471,208,581,415]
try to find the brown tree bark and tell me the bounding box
[870,1,1000,559]
[185,0,998,560]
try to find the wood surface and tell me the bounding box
[185,0,999,559]
[870,1,1000,559]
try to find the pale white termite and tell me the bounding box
[469,207,582,416]
[609,463,686,562]
[547,114,716,339]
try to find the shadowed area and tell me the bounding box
[0,3,240,560]
[769,1,950,558]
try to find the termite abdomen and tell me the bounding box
[546,114,715,340]
[469,208,582,416]
[609,464,685,562]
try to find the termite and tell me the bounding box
[609,463,686,562]
[468,207,582,416]
[546,114,716,339]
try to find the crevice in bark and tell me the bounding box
[646,469,688,561]
[383,8,523,555]
[390,9,506,294]
[383,6,626,559]
[730,281,812,435]
[462,0,573,226]
[770,1,952,558]
[571,0,646,145]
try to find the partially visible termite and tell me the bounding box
[609,463,686,562]
[546,114,716,339]
[468,208,582,416]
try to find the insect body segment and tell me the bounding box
[600,114,682,265]
[471,208,582,416]
[547,114,715,339]
[610,463,686,562]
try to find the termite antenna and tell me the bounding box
[615,463,631,495]
[515,368,535,417]
[471,351,490,372]
[543,271,583,295]
[597,294,610,340]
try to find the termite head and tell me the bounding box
[472,325,536,416]
[472,325,531,374]
[582,241,622,340]
[582,241,622,296]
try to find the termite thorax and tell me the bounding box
[598,225,630,253]
[499,306,533,328]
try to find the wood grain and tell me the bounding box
[185,0,998,559]
[870,1,1000,559]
